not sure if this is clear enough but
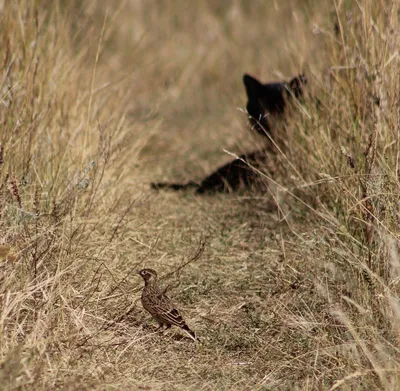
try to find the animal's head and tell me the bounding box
[243,74,274,135]
[138,268,158,284]
[243,73,307,137]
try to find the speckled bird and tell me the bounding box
[138,268,197,341]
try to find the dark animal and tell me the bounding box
[151,73,306,194]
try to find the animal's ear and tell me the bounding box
[288,74,307,97]
[289,74,307,87]
[243,74,263,98]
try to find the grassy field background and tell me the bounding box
[1,0,399,390]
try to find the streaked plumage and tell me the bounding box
[138,268,197,341]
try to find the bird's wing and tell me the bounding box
[144,286,188,328]
[155,305,187,328]
[152,293,187,327]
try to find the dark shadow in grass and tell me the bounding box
[151,148,267,194]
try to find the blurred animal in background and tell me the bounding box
[151,73,307,194]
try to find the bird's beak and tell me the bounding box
[136,270,141,275]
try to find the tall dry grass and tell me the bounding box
[0,0,399,390]
[271,0,400,388]
[0,1,142,388]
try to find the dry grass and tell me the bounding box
[0,0,399,390]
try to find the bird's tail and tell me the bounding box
[182,324,199,342]
[151,181,199,191]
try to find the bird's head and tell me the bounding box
[137,268,158,284]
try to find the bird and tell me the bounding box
[137,268,198,341]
